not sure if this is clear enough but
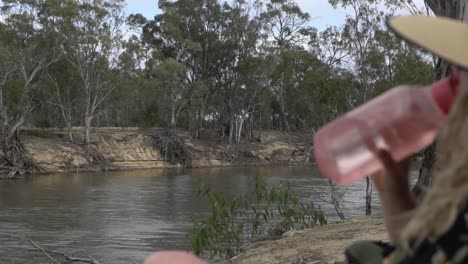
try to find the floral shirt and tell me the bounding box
[344,209,468,264]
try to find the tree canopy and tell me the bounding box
[0,0,435,145]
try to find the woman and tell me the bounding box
[345,15,468,264]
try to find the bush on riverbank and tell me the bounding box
[188,176,327,260]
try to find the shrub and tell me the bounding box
[188,176,327,260]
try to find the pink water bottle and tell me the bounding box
[313,75,460,185]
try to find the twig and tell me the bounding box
[46,250,101,264]
[0,232,27,241]
[0,233,60,263]
[28,238,61,264]
[128,257,138,264]
[0,232,101,264]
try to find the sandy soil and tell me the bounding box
[220,217,387,264]
[20,128,313,173]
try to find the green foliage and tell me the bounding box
[133,103,162,128]
[189,176,327,260]
[0,0,434,147]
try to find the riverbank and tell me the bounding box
[19,128,313,174]
[220,217,387,264]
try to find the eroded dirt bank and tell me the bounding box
[20,128,313,173]
[17,129,387,264]
[220,217,387,264]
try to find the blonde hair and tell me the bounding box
[399,72,468,250]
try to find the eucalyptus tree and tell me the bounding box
[142,0,221,137]
[0,0,65,173]
[262,0,316,133]
[46,60,81,141]
[153,58,188,130]
[64,0,125,145]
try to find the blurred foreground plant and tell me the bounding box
[188,176,327,260]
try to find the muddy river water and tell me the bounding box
[0,166,419,263]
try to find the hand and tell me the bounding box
[372,150,416,243]
[373,150,412,195]
[144,251,206,264]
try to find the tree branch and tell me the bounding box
[0,233,60,264]
[0,232,102,264]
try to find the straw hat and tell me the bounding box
[387,16,468,70]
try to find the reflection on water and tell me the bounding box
[0,166,418,263]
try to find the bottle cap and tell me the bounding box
[431,73,460,114]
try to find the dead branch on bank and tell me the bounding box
[0,139,44,179]
[86,145,111,169]
[0,232,101,264]
[313,180,347,220]
[150,129,192,167]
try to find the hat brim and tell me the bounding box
[387,16,468,70]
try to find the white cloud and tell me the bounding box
[295,0,348,30]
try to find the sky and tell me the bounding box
[124,0,350,31]
[124,0,427,32]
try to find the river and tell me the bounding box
[0,166,419,263]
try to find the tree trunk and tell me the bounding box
[192,108,205,139]
[235,117,241,143]
[170,102,176,131]
[229,116,235,145]
[328,180,346,220]
[191,111,198,139]
[199,109,204,133]
[0,112,41,175]
[238,117,245,143]
[365,177,372,216]
[4,116,25,165]
[67,120,73,142]
[84,115,92,146]
[415,0,468,195]
[247,115,254,142]
[61,108,73,142]
[279,91,290,133]
[0,73,45,175]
